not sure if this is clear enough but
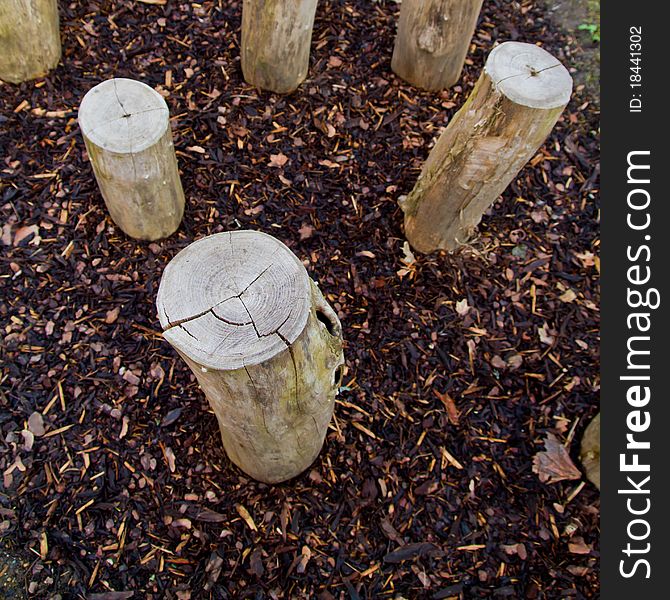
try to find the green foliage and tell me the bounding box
[578,22,600,43]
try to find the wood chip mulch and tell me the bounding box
[0,1,600,598]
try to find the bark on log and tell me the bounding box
[401,42,573,253]
[0,0,61,83]
[78,78,185,241]
[241,0,318,94]
[156,231,345,484]
[391,0,483,91]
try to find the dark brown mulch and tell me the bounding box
[0,0,600,598]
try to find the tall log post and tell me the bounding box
[0,0,61,83]
[78,78,185,241]
[241,0,318,94]
[391,0,484,91]
[156,231,345,484]
[401,42,573,253]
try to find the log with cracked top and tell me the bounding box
[78,78,185,241]
[156,231,345,484]
[241,0,318,94]
[391,0,484,91]
[401,41,573,253]
[0,0,61,83]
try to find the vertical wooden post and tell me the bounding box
[401,42,573,253]
[156,231,345,484]
[78,78,185,242]
[391,0,484,91]
[0,0,61,83]
[241,0,318,94]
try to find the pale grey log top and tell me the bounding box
[486,42,573,109]
[78,78,169,154]
[157,231,312,371]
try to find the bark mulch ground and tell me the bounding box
[0,1,600,598]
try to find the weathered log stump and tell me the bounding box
[156,231,345,484]
[401,42,573,253]
[78,78,185,241]
[391,0,484,91]
[241,0,318,93]
[0,0,61,83]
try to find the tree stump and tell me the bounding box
[0,0,61,83]
[241,0,318,94]
[156,231,345,484]
[78,78,185,241]
[391,0,484,91]
[401,42,573,253]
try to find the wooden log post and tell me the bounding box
[0,0,61,83]
[241,0,318,94]
[401,42,573,253]
[78,78,185,241]
[156,231,345,484]
[391,0,484,91]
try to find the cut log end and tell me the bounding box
[78,78,169,154]
[157,231,312,371]
[486,42,573,109]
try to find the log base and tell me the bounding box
[156,231,344,484]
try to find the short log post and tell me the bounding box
[241,0,318,94]
[156,231,345,484]
[401,42,573,253]
[0,0,61,83]
[78,78,185,241]
[391,0,484,91]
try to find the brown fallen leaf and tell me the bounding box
[434,390,459,425]
[268,153,288,168]
[298,223,314,240]
[105,306,120,324]
[13,225,40,246]
[532,433,581,484]
[568,536,592,554]
[236,503,257,531]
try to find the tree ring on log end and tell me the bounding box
[156,231,311,371]
[486,42,573,110]
[78,78,169,154]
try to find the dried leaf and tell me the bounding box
[434,390,459,425]
[269,153,288,168]
[559,288,577,303]
[401,241,415,266]
[298,223,314,240]
[532,433,581,484]
[164,446,176,472]
[236,504,257,531]
[13,225,40,246]
[538,323,556,346]
[455,299,470,316]
[28,412,45,437]
[161,407,182,427]
[105,306,120,324]
[568,536,592,554]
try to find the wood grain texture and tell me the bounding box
[0,0,61,83]
[402,42,573,253]
[78,78,185,241]
[391,0,483,91]
[241,0,318,94]
[156,231,344,483]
